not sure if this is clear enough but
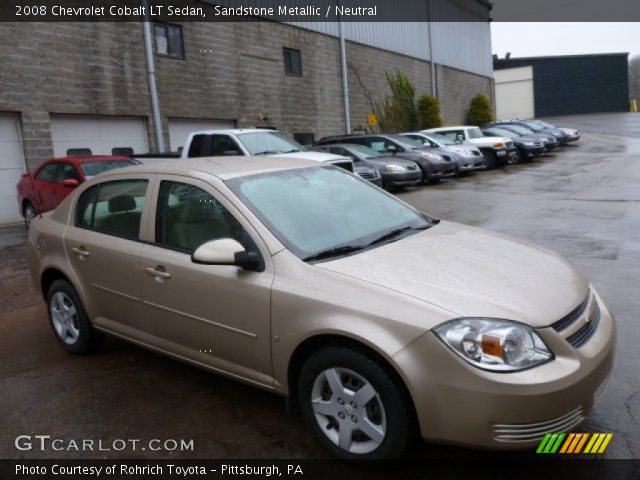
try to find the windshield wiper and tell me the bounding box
[367,225,429,247]
[303,245,365,262]
[254,150,283,155]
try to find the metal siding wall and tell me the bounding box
[288,20,492,77]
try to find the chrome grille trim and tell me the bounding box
[552,293,590,332]
[492,407,585,443]
[567,302,601,348]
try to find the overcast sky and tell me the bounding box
[491,23,640,60]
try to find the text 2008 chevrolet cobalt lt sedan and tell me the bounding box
[27,157,615,460]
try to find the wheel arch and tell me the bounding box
[286,333,419,423]
[40,267,73,301]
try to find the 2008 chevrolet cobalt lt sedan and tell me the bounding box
[27,156,615,460]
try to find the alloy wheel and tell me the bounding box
[24,204,36,227]
[50,292,80,345]
[310,367,387,454]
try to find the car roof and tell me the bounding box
[47,155,134,164]
[101,155,322,181]
[188,128,280,136]
[428,126,477,131]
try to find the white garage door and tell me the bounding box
[168,118,235,152]
[50,115,148,157]
[0,113,26,224]
[494,66,535,120]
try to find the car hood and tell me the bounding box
[364,156,418,168]
[275,151,351,163]
[467,136,510,145]
[316,221,588,328]
[445,145,481,155]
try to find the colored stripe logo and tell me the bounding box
[537,433,613,454]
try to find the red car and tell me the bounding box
[17,155,139,226]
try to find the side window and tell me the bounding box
[207,135,243,156]
[58,163,81,183]
[187,134,206,157]
[35,163,60,182]
[76,185,99,228]
[283,48,302,77]
[75,180,148,240]
[367,138,390,153]
[440,130,463,142]
[155,181,245,252]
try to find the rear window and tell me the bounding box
[79,160,138,178]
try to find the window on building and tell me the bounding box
[283,48,302,77]
[155,23,184,59]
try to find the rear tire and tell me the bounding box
[46,279,104,354]
[298,346,415,462]
[23,201,36,228]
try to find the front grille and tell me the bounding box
[552,294,590,332]
[550,292,600,349]
[492,407,585,443]
[359,170,380,180]
[567,303,601,348]
[506,141,514,147]
[441,155,452,162]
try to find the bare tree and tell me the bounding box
[630,55,640,100]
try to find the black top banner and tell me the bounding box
[1,0,640,22]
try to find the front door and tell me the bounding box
[139,177,273,387]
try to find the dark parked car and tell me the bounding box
[489,120,569,146]
[317,134,456,184]
[399,132,486,173]
[523,119,581,143]
[315,143,422,190]
[488,124,558,152]
[481,127,546,162]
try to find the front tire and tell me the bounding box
[483,152,497,169]
[23,201,36,228]
[46,279,104,354]
[298,346,415,461]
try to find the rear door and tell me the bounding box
[138,175,274,387]
[64,174,154,340]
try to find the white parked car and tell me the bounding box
[181,129,354,171]
[425,126,518,169]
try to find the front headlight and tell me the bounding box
[434,318,553,372]
[493,142,506,148]
[385,164,406,172]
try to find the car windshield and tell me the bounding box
[489,128,518,139]
[531,120,555,129]
[388,134,421,150]
[227,167,433,261]
[425,132,457,145]
[467,127,484,139]
[346,144,386,159]
[237,131,306,155]
[507,125,535,135]
[79,160,139,178]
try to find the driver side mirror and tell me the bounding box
[192,238,263,271]
[63,179,79,188]
[386,145,398,154]
[456,134,465,142]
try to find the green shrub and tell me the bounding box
[416,94,443,129]
[375,71,417,132]
[465,93,494,126]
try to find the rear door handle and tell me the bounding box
[71,246,90,258]
[145,266,171,279]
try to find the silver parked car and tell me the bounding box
[400,132,486,173]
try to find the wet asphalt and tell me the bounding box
[0,113,638,460]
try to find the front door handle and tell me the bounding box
[71,246,90,258]
[145,266,171,279]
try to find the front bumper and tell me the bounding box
[393,291,616,450]
[520,144,546,159]
[453,153,486,172]
[423,163,457,182]
[381,169,422,188]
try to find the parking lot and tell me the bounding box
[0,113,638,460]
